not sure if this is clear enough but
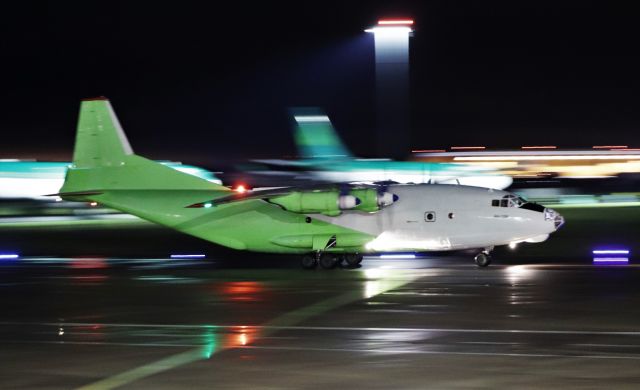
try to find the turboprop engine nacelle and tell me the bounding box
[350,189,399,212]
[268,190,360,216]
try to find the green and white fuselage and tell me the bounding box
[58,98,562,265]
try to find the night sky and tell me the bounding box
[3,1,640,165]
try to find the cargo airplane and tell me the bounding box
[55,98,564,268]
[248,108,513,190]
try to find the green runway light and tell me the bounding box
[202,325,218,359]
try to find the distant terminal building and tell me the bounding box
[412,145,640,179]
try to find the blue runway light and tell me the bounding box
[592,248,630,265]
[593,257,629,265]
[592,249,630,255]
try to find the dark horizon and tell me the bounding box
[3,1,640,165]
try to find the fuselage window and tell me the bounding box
[425,211,436,222]
[491,199,500,207]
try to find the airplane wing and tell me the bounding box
[186,183,382,208]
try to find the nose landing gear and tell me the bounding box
[474,251,492,267]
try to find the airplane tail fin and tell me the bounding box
[290,108,352,160]
[60,97,228,197]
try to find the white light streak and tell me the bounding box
[379,254,416,259]
[454,155,640,161]
[170,254,206,259]
[365,27,413,34]
[293,115,330,123]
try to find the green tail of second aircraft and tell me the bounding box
[291,107,352,160]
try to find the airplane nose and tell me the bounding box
[554,214,564,229]
[544,208,564,230]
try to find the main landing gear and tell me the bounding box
[301,252,364,269]
[474,250,493,267]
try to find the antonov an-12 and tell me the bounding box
[55,98,564,268]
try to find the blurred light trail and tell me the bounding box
[454,155,640,161]
[170,254,206,259]
[450,146,485,150]
[379,254,416,259]
[521,146,557,149]
[0,253,19,259]
[593,145,628,149]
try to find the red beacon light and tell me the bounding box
[378,19,414,25]
[234,184,248,194]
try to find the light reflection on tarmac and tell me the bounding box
[1,256,640,388]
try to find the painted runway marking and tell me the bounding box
[4,321,640,337]
[239,345,640,360]
[75,270,419,390]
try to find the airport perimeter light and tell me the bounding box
[366,19,414,159]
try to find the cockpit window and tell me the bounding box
[492,194,526,208]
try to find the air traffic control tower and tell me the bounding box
[366,19,414,159]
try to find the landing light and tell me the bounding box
[508,242,518,250]
[380,254,416,259]
[234,185,247,194]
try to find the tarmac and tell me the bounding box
[2,255,640,389]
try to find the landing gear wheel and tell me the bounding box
[319,254,339,269]
[343,253,363,268]
[301,254,318,269]
[474,252,492,267]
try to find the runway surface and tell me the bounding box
[2,256,640,389]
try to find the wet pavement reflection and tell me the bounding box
[2,256,640,388]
